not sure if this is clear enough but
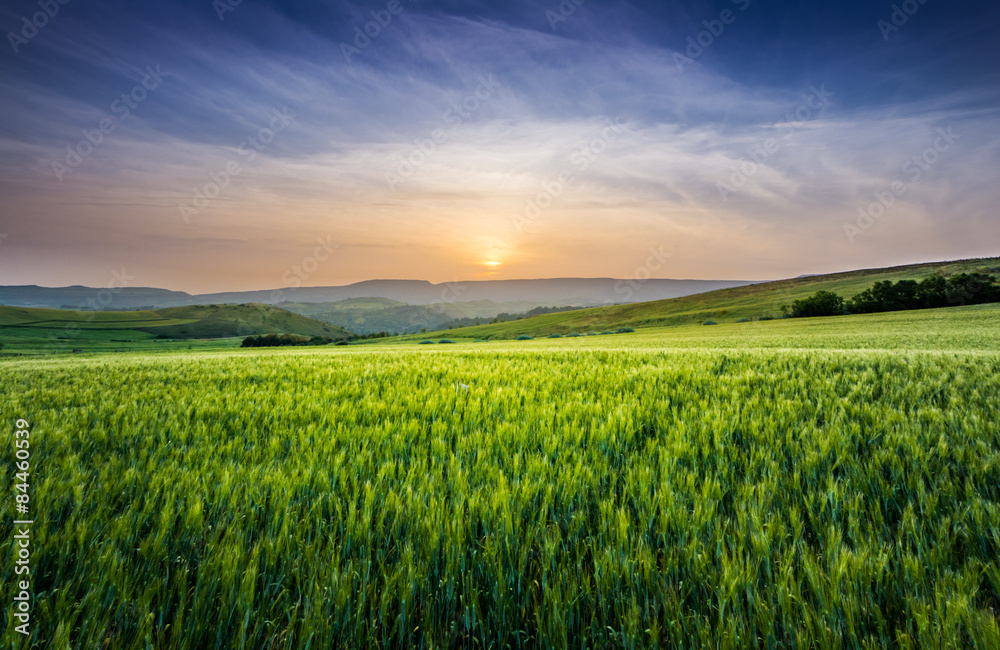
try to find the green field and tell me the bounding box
[0,304,351,357]
[2,305,998,648]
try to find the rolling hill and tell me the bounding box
[393,257,1000,340]
[0,304,352,355]
[278,298,574,335]
[0,278,755,310]
[136,305,353,339]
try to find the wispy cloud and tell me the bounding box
[0,0,997,290]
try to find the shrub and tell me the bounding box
[242,334,314,348]
[336,341,349,346]
[736,318,751,323]
[616,327,635,333]
[703,320,718,326]
[788,291,847,318]
[241,334,337,348]
[759,315,775,321]
[438,339,456,344]
[599,331,615,335]
[849,280,919,313]
[548,333,563,339]
[566,333,583,338]
[516,335,534,341]
[587,332,598,336]
[418,340,434,345]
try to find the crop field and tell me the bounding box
[2,309,999,648]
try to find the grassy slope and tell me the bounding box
[283,298,553,335]
[400,257,1000,340]
[143,305,352,339]
[0,307,192,327]
[360,303,999,353]
[0,304,352,355]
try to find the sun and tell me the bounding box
[483,260,502,268]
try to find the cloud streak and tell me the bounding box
[0,0,997,291]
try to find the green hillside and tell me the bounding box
[139,304,351,339]
[281,298,552,335]
[0,304,352,355]
[398,257,1000,340]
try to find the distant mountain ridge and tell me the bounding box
[0,278,756,311]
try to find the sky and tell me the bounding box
[0,0,998,293]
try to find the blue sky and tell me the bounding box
[0,0,998,292]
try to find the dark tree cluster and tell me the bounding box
[783,273,1000,319]
[848,273,1000,313]
[785,291,846,318]
[241,334,335,348]
[353,331,393,340]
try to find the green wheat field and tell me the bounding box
[2,306,999,648]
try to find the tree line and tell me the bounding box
[783,273,1000,318]
[240,334,340,348]
[241,331,397,348]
